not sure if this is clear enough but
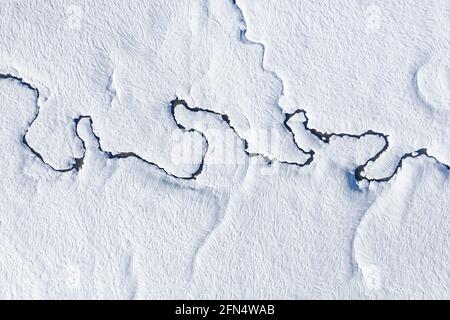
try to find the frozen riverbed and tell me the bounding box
[0,0,448,299]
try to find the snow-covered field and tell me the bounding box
[0,0,448,299]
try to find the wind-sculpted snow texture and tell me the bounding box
[0,0,448,299]
[237,0,450,180]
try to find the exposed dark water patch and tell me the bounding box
[285,109,389,182]
[170,98,314,168]
[73,115,207,180]
[284,108,450,183]
[0,73,81,172]
[230,0,450,283]
[366,148,450,183]
[2,72,449,184]
[230,0,450,183]
[0,73,206,180]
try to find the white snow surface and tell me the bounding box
[0,0,448,299]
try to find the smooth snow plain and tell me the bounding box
[0,0,448,299]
